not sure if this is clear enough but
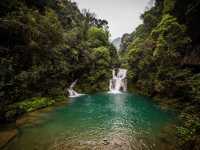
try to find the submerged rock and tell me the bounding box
[103,139,110,145]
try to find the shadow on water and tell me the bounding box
[3,92,178,150]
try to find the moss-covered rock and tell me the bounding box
[2,96,67,122]
[12,97,55,113]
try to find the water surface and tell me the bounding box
[4,93,177,150]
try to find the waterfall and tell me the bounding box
[67,80,84,98]
[109,68,127,93]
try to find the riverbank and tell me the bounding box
[0,129,17,149]
[0,96,68,149]
[1,96,68,123]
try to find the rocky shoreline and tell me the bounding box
[0,100,67,149]
[0,129,17,149]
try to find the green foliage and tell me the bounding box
[91,46,111,65]
[152,15,191,62]
[176,127,193,142]
[14,97,55,112]
[4,97,55,122]
[0,0,21,16]
[176,113,200,145]
[123,7,194,98]
[121,0,200,147]
[87,26,109,47]
[190,74,200,101]
[76,46,112,93]
[163,0,176,14]
[0,0,117,122]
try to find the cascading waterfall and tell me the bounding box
[109,68,127,93]
[68,69,127,96]
[68,80,84,98]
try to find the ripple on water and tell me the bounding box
[4,93,177,150]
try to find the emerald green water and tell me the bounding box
[4,93,176,150]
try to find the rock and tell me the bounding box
[0,129,17,149]
[16,107,54,127]
[103,139,110,145]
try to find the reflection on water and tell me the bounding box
[4,93,177,150]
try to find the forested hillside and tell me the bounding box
[120,0,200,148]
[112,37,121,51]
[1,0,200,149]
[0,0,118,122]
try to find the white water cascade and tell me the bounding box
[67,80,84,98]
[109,68,127,93]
